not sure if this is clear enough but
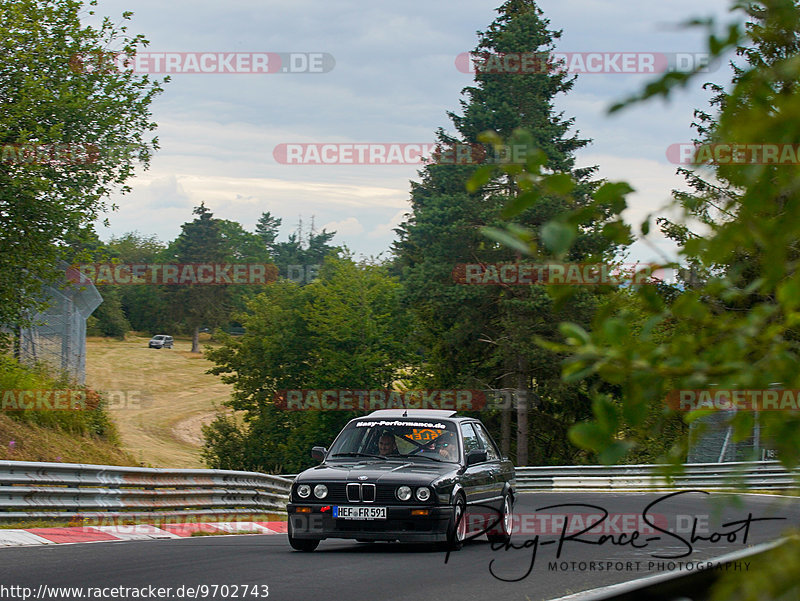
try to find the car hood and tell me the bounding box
[297,460,458,485]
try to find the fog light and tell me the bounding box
[397,486,412,501]
[415,487,431,501]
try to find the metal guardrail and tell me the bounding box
[1,460,795,522]
[0,460,293,522]
[515,460,800,492]
[283,461,799,493]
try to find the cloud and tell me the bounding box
[321,216,364,236]
[368,209,408,239]
[90,0,735,262]
[137,174,192,209]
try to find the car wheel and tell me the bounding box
[487,493,513,544]
[442,494,466,551]
[287,519,319,552]
[288,536,319,552]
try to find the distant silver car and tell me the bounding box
[148,335,173,349]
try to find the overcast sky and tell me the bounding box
[88,0,737,263]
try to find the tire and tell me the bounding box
[287,519,320,551]
[442,494,466,551]
[487,493,513,544]
[288,536,319,552]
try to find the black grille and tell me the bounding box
[324,483,348,503]
[295,481,434,504]
[376,487,399,503]
[362,483,375,502]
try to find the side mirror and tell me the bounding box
[311,446,327,462]
[466,449,487,466]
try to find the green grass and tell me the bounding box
[85,335,236,468]
[0,353,136,465]
[190,530,262,536]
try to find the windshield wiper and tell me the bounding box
[407,454,447,463]
[330,452,387,460]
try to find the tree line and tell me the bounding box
[72,207,339,352]
[4,0,798,596]
[3,0,797,497]
[201,0,682,472]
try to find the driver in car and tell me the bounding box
[435,431,458,460]
[378,432,399,456]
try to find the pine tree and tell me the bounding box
[394,0,616,464]
[660,3,800,255]
[169,203,229,352]
[255,212,282,251]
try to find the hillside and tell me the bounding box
[84,335,233,468]
[0,413,137,465]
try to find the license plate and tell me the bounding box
[333,506,387,520]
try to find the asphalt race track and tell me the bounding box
[3,492,799,601]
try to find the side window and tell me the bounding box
[474,424,501,461]
[460,423,481,455]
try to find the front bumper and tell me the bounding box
[287,503,452,542]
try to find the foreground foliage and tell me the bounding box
[202,255,412,473]
[0,0,164,328]
[480,0,800,597]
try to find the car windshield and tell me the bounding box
[328,418,460,463]
[153,336,164,340]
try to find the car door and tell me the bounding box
[459,422,493,529]
[472,422,505,510]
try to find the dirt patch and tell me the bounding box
[172,412,218,447]
[85,336,234,468]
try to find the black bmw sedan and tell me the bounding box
[286,409,516,551]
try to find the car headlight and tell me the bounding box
[296,484,311,498]
[397,485,412,501]
[416,487,431,502]
[313,484,328,499]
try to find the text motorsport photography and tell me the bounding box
[455,491,785,583]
